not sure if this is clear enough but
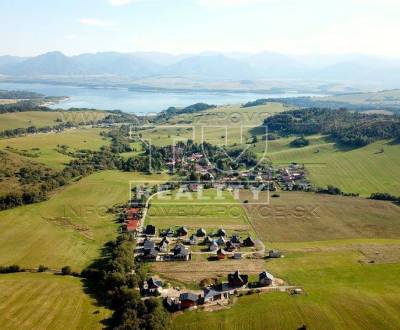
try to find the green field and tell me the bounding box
[146,189,254,234]
[172,192,400,329]
[173,253,400,329]
[0,110,107,131]
[0,128,109,169]
[0,272,110,329]
[141,103,287,146]
[0,170,169,271]
[251,135,400,196]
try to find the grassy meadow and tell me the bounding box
[0,128,109,169]
[251,135,400,196]
[173,255,400,329]
[172,192,400,329]
[141,103,287,146]
[0,170,169,271]
[0,272,110,329]
[0,110,107,131]
[146,189,254,234]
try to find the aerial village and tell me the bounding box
[121,148,305,312]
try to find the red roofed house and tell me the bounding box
[127,220,140,232]
[127,208,140,220]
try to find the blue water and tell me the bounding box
[0,82,322,114]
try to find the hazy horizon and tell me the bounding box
[1,0,400,57]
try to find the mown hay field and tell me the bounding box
[0,170,169,271]
[0,128,109,169]
[0,272,110,329]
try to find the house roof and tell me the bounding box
[203,288,220,299]
[230,235,241,244]
[197,228,207,235]
[229,270,248,283]
[179,292,199,302]
[259,271,274,280]
[143,239,155,250]
[147,277,163,288]
[217,228,227,236]
[216,236,227,245]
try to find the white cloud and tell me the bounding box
[108,0,139,6]
[79,18,112,27]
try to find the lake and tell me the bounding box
[0,82,323,114]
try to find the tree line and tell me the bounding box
[82,233,170,329]
[263,108,400,146]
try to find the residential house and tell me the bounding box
[145,225,156,236]
[162,228,175,237]
[243,236,255,247]
[204,236,213,245]
[179,293,200,309]
[158,240,169,253]
[189,234,197,245]
[196,228,207,237]
[217,248,228,260]
[209,241,219,252]
[228,270,249,287]
[203,288,229,304]
[143,277,163,294]
[164,297,180,312]
[216,236,227,245]
[217,228,227,237]
[142,248,158,261]
[177,226,189,237]
[173,244,191,261]
[230,234,242,247]
[259,271,274,287]
[143,239,155,252]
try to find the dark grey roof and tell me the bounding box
[144,239,155,250]
[203,288,220,299]
[180,292,199,302]
[147,277,162,288]
[259,271,274,280]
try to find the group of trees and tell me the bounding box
[82,233,170,329]
[154,103,216,122]
[242,97,400,114]
[370,192,400,203]
[264,108,400,147]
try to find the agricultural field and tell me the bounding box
[141,103,287,146]
[0,110,107,131]
[0,128,109,169]
[0,170,169,271]
[241,191,400,242]
[171,192,400,329]
[173,254,400,329]
[145,189,254,234]
[0,272,110,329]
[251,135,400,196]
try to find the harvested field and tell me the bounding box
[241,191,400,242]
[151,256,266,285]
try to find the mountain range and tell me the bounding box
[1,51,400,85]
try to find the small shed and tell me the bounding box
[269,250,282,258]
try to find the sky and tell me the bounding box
[1,0,400,57]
